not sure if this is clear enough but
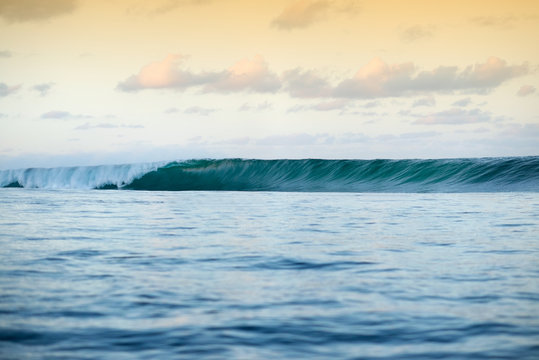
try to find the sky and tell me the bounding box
[0,0,538,168]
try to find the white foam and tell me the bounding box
[0,162,164,189]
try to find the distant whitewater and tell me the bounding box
[1,157,538,192]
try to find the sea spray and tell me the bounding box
[0,162,163,190]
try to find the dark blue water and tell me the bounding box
[1,190,538,359]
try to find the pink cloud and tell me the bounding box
[205,55,280,93]
[466,57,528,88]
[136,54,183,88]
[334,57,529,98]
[517,85,536,97]
[345,57,415,97]
[117,54,215,91]
[118,55,529,100]
[118,54,279,93]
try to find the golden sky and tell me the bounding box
[0,0,538,167]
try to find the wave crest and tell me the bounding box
[1,157,538,192]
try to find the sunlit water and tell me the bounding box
[1,189,538,359]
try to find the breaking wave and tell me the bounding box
[1,157,538,192]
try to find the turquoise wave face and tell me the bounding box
[2,157,539,192]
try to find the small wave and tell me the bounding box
[1,157,538,192]
[245,258,375,271]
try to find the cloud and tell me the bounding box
[499,123,539,138]
[287,99,351,114]
[118,54,279,93]
[40,110,91,119]
[271,0,359,30]
[282,68,333,98]
[127,0,212,16]
[0,50,12,58]
[0,0,77,22]
[461,57,529,88]
[32,82,54,96]
[452,97,472,107]
[334,57,415,98]
[402,25,435,42]
[333,0,361,13]
[204,55,281,93]
[471,16,517,29]
[415,108,494,125]
[119,55,529,101]
[117,54,216,92]
[152,0,213,14]
[312,99,351,111]
[362,101,379,108]
[315,100,354,113]
[334,57,529,98]
[517,85,536,97]
[271,0,329,30]
[164,107,179,114]
[0,83,20,97]
[184,106,217,116]
[76,123,116,130]
[41,110,71,119]
[287,105,306,113]
[75,123,143,130]
[412,96,436,107]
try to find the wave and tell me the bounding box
[0,162,162,190]
[1,157,538,192]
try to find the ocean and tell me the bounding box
[0,157,538,359]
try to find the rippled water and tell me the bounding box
[1,190,538,359]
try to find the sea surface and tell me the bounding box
[0,158,538,359]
